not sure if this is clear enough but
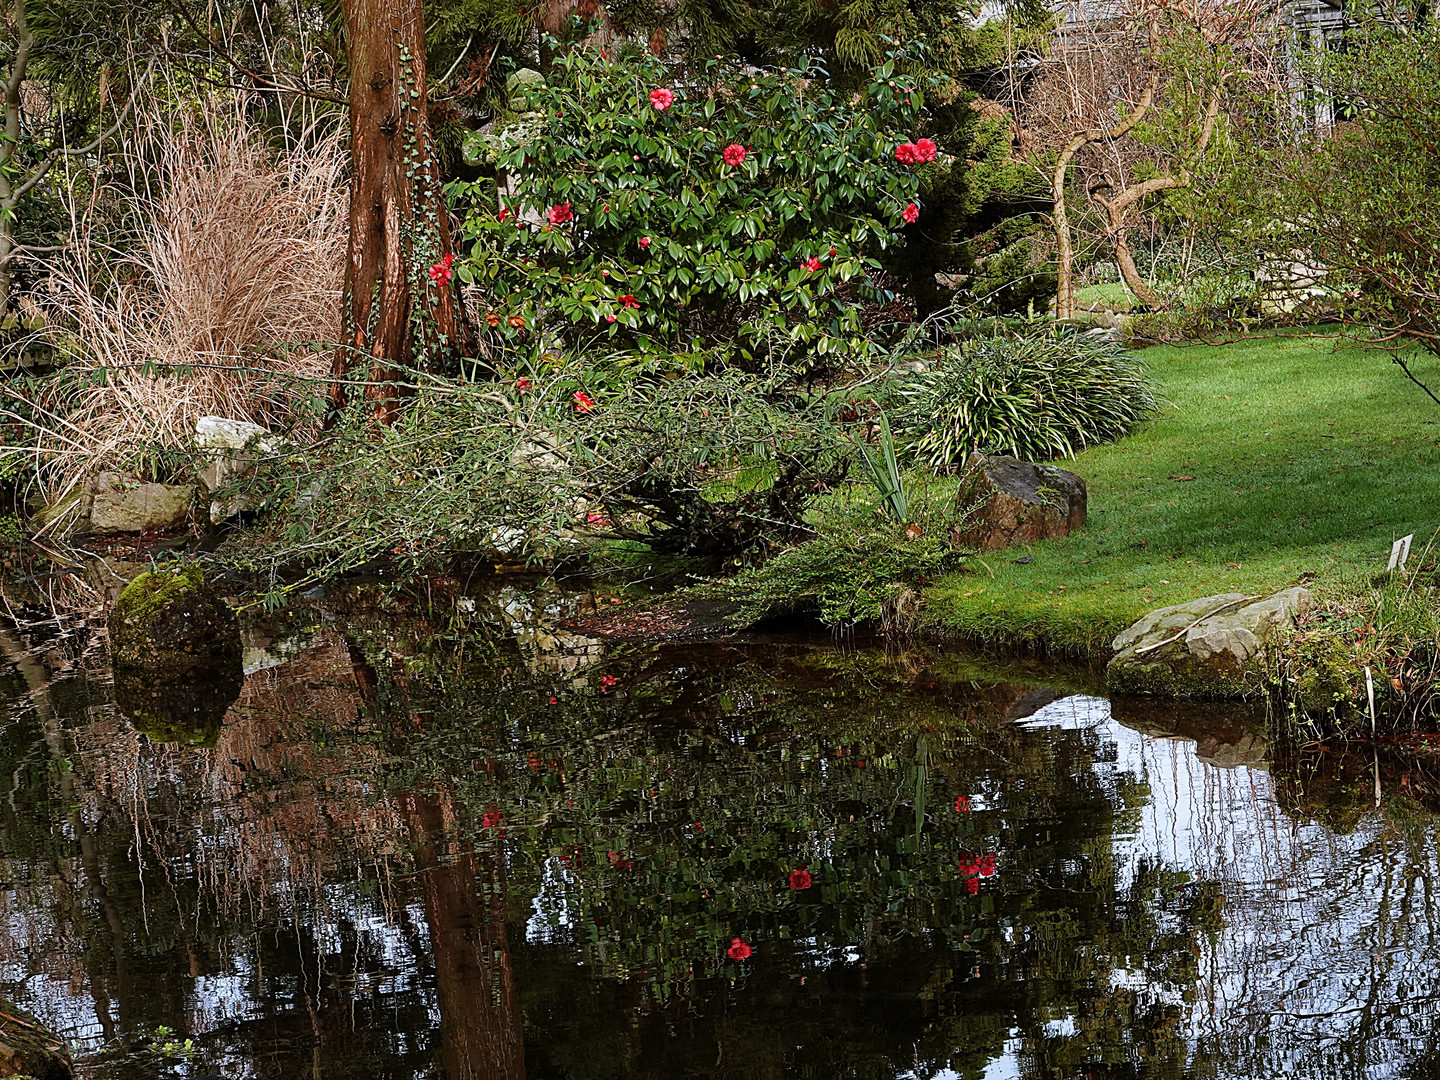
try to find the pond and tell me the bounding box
[1,580,1438,1079]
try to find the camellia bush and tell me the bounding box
[453,47,936,363]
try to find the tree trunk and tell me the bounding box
[335,0,474,425]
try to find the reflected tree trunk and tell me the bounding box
[403,789,525,1080]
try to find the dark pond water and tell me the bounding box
[2,580,1440,1079]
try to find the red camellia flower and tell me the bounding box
[600,673,618,692]
[498,205,511,222]
[548,202,573,225]
[965,877,980,895]
[573,390,596,412]
[727,937,752,960]
[902,202,919,224]
[915,137,938,162]
[722,143,748,167]
[895,142,918,164]
[619,294,640,308]
[639,236,651,249]
[979,852,997,877]
[482,809,503,829]
[606,314,617,323]
[954,795,971,813]
[804,256,822,272]
[788,869,812,890]
[650,87,675,110]
[428,252,454,285]
[959,852,980,877]
[515,377,532,394]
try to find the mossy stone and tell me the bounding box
[108,566,241,677]
[0,998,73,1080]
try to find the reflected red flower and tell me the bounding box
[953,795,971,813]
[482,809,503,829]
[548,696,559,704]
[788,870,812,890]
[722,143,748,167]
[606,850,633,870]
[965,877,979,895]
[727,937,752,960]
[979,852,997,877]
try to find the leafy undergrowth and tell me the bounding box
[924,330,1440,654]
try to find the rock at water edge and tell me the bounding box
[108,565,242,679]
[1107,587,1312,699]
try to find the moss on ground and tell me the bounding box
[923,330,1440,657]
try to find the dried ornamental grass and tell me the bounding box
[7,97,345,506]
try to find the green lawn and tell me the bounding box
[1074,282,1136,311]
[925,330,1440,654]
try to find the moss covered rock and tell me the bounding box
[108,566,241,677]
[0,998,73,1079]
[1106,588,1312,700]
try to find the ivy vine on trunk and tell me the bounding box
[334,0,474,426]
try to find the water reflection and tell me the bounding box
[0,585,1437,1078]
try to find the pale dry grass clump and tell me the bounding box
[7,95,345,506]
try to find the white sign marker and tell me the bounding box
[1387,533,1414,572]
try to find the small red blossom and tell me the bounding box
[573,391,597,413]
[482,809,503,829]
[428,252,454,286]
[649,87,675,110]
[548,202,573,225]
[587,511,610,527]
[606,314,617,323]
[953,795,971,813]
[902,202,919,224]
[606,850,634,870]
[788,869,812,890]
[722,143,748,167]
[619,294,640,308]
[515,377,532,394]
[895,142,918,164]
[549,696,559,704]
[600,673,618,692]
[914,138,938,162]
[498,205,511,222]
[692,821,704,833]
[965,877,980,894]
[639,236,651,249]
[727,937,752,960]
[828,247,837,257]
[803,256,822,272]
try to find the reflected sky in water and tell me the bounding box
[0,592,1437,1079]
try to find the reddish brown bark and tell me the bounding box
[334,0,474,425]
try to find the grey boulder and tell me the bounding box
[1107,587,1312,699]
